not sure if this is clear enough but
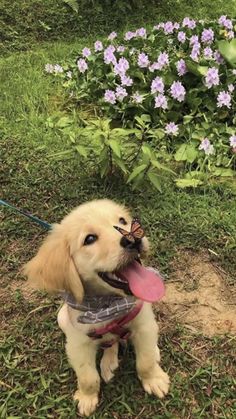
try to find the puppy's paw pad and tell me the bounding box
[100,350,119,383]
[142,368,170,398]
[74,390,98,417]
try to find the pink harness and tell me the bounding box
[87,301,144,348]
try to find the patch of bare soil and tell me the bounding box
[156,252,236,336]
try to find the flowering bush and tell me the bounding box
[46,16,236,189]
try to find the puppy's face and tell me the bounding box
[24,199,149,301]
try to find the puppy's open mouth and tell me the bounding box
[98,260,165,303]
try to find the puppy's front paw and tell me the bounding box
[74,390,98,417]
[141,365,170,398]
[100,345,119,383]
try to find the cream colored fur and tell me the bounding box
[23,199,170,417]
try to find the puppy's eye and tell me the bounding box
[119,217,127,225]
[83,234,98,245]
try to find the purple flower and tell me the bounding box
[45,64,54,73]
[170,81,186,102]
[94,41,103,52]
[199,138,214,155]
[201,28,214,44]
[205,67,220,88]
[120,74,133,86]
[124,31,136,41]
[115,86,128,101]
[190,42,200,62]
[218,16,233,30]
[228,84,234,93]
[54,64,63,73]
[217,91,231,108]
[108,31,117,41]
[104,46,117,65]
[224,19,233,30]
[226,30,234,39]
[154,22,164,30]
[157,52,169,69]
[189,35,199,46]
[149,62,160,72]
[77,59,88,73]
[154,94,168,110]
[164,21,174,34]
[114,57,129,76]
[178,31,186,43]
[117,45,125,53]
[182,17,196,29]
[173,22,180,30]
[229,135,236,147]
[104,89,116,104]
[218,15,227,26]
[176,59,187,76]
[138,52,150,68]
[136,27,147,38]
[82,47,91,58]
[203,47,213,59]
[213,50,224,64]
[151,76,165,94]
[132,92,143,104]
[165,122,179,136]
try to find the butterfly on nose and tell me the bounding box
[114,218,145,250]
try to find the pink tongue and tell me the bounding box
[118,260,165,302]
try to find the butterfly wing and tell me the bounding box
[131,218,145,240]
[113,225,135,243]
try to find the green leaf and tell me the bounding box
[141,114,151,123]
[151,160,176,175]
[174,144,188,161]
[175,144,198,163]
[183,115,194,124]
[63,0,78,13]
[56,116,73,128]
[218,39,236,67]
[109,140,121,157]
[150,128,165,140]
[127,164,147,183]
[99,146,110,177]
[175,178,203,188]
[112,128,134,137]
[147,172,162,191]
[142,145,152,158]
[213,168,235,177]
[186,144,198,163]
[186,60,208,76]
[75,145,88,158]
[113,156,127,174]
[48,150,73,159]
[192,129,206,140]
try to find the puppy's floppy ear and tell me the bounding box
[23,225,84,302]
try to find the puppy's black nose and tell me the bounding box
[120,236,141,251]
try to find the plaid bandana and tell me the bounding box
[62,292,137,324]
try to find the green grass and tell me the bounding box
[1,42,236,418]
[1,0,236,54]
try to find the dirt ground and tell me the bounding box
[156,252,236,336]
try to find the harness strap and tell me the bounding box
[87,301,143,342]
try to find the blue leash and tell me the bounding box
[0,199,52,230]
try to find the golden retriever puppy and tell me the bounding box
[24,199,169,416]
